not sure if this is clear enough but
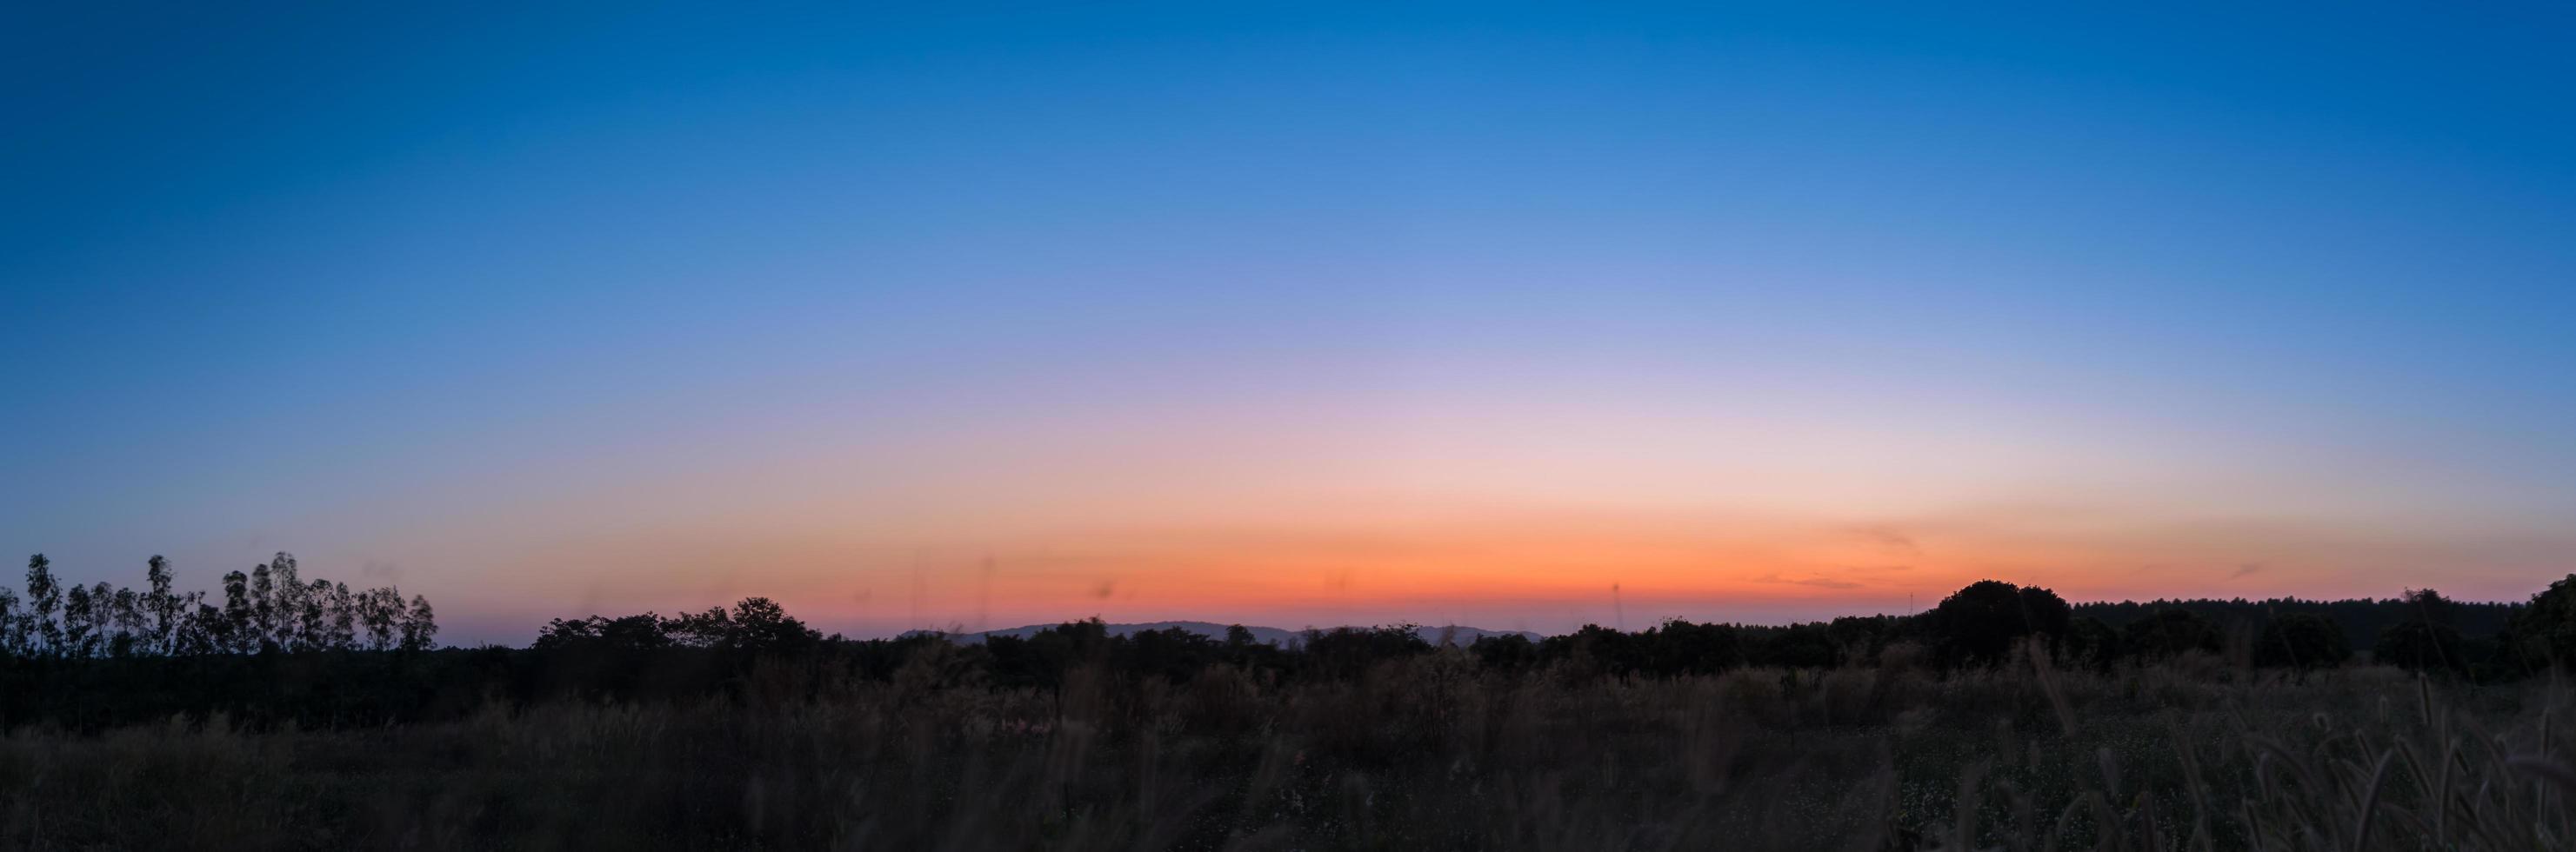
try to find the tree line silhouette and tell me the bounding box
[518,574,2576,690]
[2070,591,2513,651]
[0,552,436,658]
[12,550,2576,733]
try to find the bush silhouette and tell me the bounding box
[1925,580,2071,666]
[2513,573,2576,669]
[2375,619,2465,675]
[1642,619,1744,675]
[2059,616,2125,671]
[2255,612,2351,670]
[1300,624,1429,678]
[1469,633,1539,671]
[2122,608,2221,660]
[1754,623,1839,669]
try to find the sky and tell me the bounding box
[6,3,2575,643]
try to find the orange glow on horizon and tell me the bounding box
[398,495,2573,641]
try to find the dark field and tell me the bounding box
[4,655,2573,851]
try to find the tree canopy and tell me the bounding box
[2,552,435,660]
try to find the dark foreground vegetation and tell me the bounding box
[7,554,2576,850]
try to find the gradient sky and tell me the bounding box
[8,3,2576,642]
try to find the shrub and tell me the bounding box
[1925,580,2072,666]
[2374,619,2465,675]
[2058,616,2125,671]
[2255,611,2352,670]
[2513,572,2576,669]
[2122,608,2221,660]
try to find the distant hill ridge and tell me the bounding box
[920,621,1541,647]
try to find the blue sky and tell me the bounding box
[7,3,2575,641]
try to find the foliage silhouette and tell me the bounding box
[2121,607,2223,660]
[14,560,2576,738]
[2375,617,2466,675]
[2255,611,2352,670]
[2,552,434,663]
[2515,573,2576,669]
[1924,580,2071,666]
[9,576,2576,850]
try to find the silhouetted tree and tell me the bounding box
[2376,618,2464,675]
[1925,580,2072,666]
[1029,618,1113,676]
[2367,586,2470,676]
[2,551,411,660]
[270,555,310,649]
[1469,633,1539,671]
[1755,623,1839,669]
[2399,588,2457,629]
[537,598,801,657]
[1826,616,1897,661]
[714,596,810,653]
[63,582,97,658]
[297,579,330,650]
[1126,626,1218,681]
[537,613,676,651]
[663,606,734,648]
[2059,616,2124,671]
[2072,595,2517,655]
[1302,624,1431,678]
[219,569,251,653]
[2122,608,2221,659]
[327,582,358,649]
[175,597,216,656]
[362,587,401,650]
[250,560,277,651]
[593,613,670,650]
[1547,623,1651,677]
[2513,573,2576,669]
[109,585,143,657]
[2255,612,2351,671]
[27,554,61,656]
[1643,619,1744,675]
[0,586,20,657]
[145,556,178,654]
[89,582,118,654]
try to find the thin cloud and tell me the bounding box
[1752,573,1865,590]
[1845,525,1922,555]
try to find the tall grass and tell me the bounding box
[2,649,2570,850]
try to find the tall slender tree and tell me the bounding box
[400,594,438,651]
[10,551,426,659]
[270,554,308,649]
[299,579,330,650]
[220,569,251,653]
[110,585,143,656]
[180,597,221,656]
[0,587,21,656]
[327,582,357,649]
[63,582,96,658]
[362,587,400,651]
[26,554,61,656]
[146,555,178,654]
[249,561,276,651]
